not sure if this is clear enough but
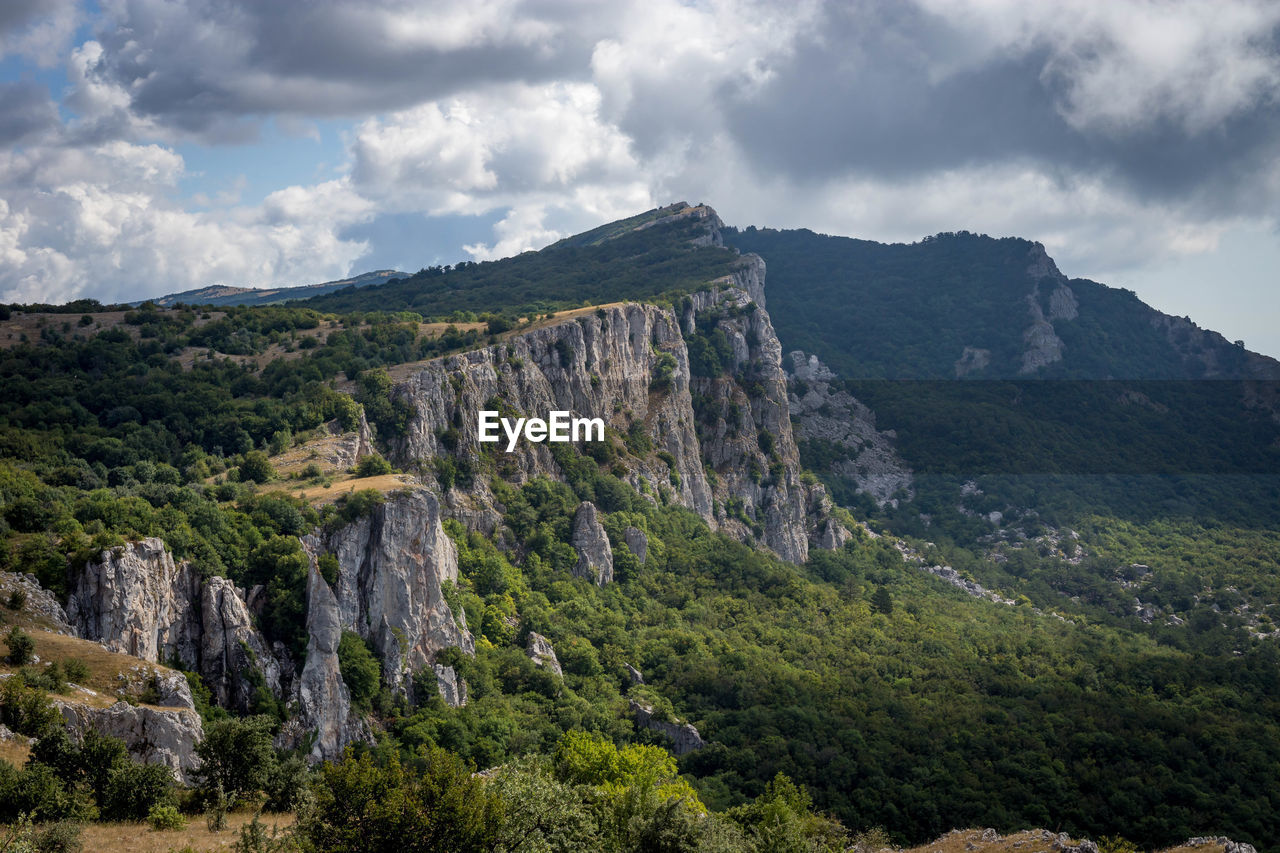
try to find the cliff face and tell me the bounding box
[67,539,202,665]
[391,250,842,563]
[68,540,283,715]
[309,488,474,699]
[392,301,714,526]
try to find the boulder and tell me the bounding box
[623,527,648,564]
[629,699,705,756]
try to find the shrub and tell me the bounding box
[355,454,392,478]
[148,803,187,830]
[6,588,27,610]
[5,626,35,665]
[194,716,278,807]
[337,632,380,712]
[62,658,89,684]
[101,762,175,821]
[238,451,275,484]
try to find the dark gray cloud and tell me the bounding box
[717,2,1280,214]
[0,0,48,32]
[84,0,605,135]
[0,80,58,144]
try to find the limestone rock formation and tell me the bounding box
[625,663,644,685]
[283,564,371,763]
[433,664,467,707]
[310,487,474,701]
[571,502,613,585]
[67,538,201,665]
[388,230,842,564]
[629,699,705,756]
[55,699,203,784]
[200,576,282,713]
[392,302,714,522]
[0,571,72,631]
[525,632,563,676]
[786,350,913,506]
[623,527,648,564]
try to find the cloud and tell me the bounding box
[5,0,1280,332]
[0,0,79,66]
[0,138,373,305]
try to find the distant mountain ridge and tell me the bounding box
[138,269,410,308]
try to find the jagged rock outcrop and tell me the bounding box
[0,571,72,632]
[682,261,836,562]
[392,302,714,522]
[389,217,842,564]
[1019,243,1074,374]
[200,577,282,713]
[326,408,376,470]
[281,564,371,763]
[786,350,913,506]
[67,538,201,665]
[55,699,203,784]
[625,663,644,685]
[434,664,467,707]
[525,632,563,676]
[629,699,705,756]
[623,527,648,564]
[571,502,613,585]
[307,488,474,702]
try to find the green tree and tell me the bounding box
[5,626,35,665]
[338,631,381,712]
[238,451,275,484]
[194,716,278,807]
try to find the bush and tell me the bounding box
[5,626,35,665]
[337,632,380,712]
[355,455,392,478]
[101,762,175,821]
[6,588,27,610]
[62,658,89,684]
[0,677,61,739]
[194,716,278,807]
[238,451,275,484]
[148,803,187,830]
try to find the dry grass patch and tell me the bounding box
[284,473,414,507]
[0,623,185,709]
[76,812,296,853]
[901,829,1228,853]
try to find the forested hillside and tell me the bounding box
[1,204,1278,852]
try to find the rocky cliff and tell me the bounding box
[304,488,474,701]
[390,245,842,563]
[68,540,283,716]
[786,350,913,505]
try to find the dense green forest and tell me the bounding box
[725,226,1259,380]
[4,206,1280,851]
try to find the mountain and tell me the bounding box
[140,269,410,308]
[2,203,1280,851]
[725,226,1280,381]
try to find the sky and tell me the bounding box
[2,1,1280,357]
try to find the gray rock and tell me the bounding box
[151,669,195,709]
[67,538,201,666]
[388,235,839,566]
[629,699,705,756]
[200,577,281,713]
[526,632,562,677]
[571,502,613,585]
[623,527,648,564]
[314,487,474,701]
[434,664,467,707]
[284,564,371,763]
[55,698,203,784]
[625,663,644,685]
[785,350,913,507]
[0,572,72,631]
